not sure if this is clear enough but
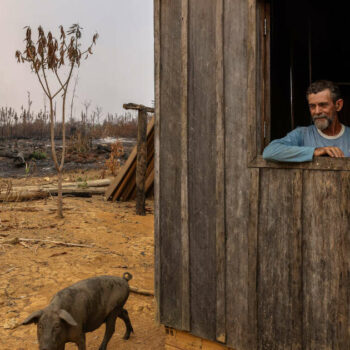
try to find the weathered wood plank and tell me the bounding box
[303,171,350,349]
[180,0,190,332]
[106,118,154,201]
[247,0,258,163]
[154,0,161,323]
[250,155,350,171]
[337,172,350,350]
[159,0,183,329]
[247,168,259,350]
[188,0,217,341]
[165,328,235,350]
[135,109,147,215]
[215,0,225,344]
[257,169,302,349]
[224,0,250,349]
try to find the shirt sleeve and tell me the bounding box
[262,128,316,162]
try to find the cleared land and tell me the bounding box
[0,170,164,349]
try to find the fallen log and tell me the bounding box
[53,179,111,188]
[48,188,106,196]
[0,190,49,202]
[12,179,111,192]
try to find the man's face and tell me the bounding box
[307,89,343,131]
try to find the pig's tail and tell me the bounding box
[123,272,133,282]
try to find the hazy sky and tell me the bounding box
[0,0,154,119]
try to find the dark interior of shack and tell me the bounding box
[270,0,350,141]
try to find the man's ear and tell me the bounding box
[335,98,344,112]
[22,310,44,325]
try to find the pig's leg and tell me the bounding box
[76,333,86,350]
[118,308,134,340]
[98,309,118,350]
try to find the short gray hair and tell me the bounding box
[306,80,342,103]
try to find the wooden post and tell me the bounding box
[123,103,154,215]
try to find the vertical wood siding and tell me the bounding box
[188,0,217,341]
[157,0,350,349]
[224,0,250,348]
[302,171,350,349]
[255,169,350,349]
[257,169,303,349]
[180,0,190,332]
[158,0,183,328]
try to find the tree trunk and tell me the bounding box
[136,110,147,215]
[57,169,63,218]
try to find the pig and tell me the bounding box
[22,273,134,350]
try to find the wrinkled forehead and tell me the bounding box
[307,89,333,104]
[38,311,60,327]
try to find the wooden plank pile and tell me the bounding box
[105,117,154,202]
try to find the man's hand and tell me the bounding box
[313,146,344,158]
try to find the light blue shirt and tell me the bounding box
[262,124,350,162]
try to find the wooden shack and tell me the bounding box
[154,0,350,349]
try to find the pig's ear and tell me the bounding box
[58,309,78,327]
[22,310,43,325]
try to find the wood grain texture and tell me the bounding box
[250,155,350,171]
[247,0,258,163]
[247,168,259,350]
[303,171,350,349]
[224,0,250,348]
[159,0,183,329]
[215,0,226,344]
[257,169,303,349]
[135,109,147,215]
[188,0,217,341]
[153,0,161,323]
[180,0,190,332]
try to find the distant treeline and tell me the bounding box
[0,106,138,140]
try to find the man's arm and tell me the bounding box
[262,128,316,162]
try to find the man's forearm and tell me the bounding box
[263,142,315,162]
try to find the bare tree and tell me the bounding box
[16,24,98,218]
[70,72,79,123]
[82,99,91,125]
[95,105,103,125]
[27,91,33,116]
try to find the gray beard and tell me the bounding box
[313,114,333,131]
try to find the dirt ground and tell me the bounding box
[0,169,165,349]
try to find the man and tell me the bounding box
[263,80,350,162]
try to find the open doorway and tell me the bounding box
[268,0,350,142]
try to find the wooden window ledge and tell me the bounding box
[249,155,350,171]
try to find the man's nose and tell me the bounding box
[315,105,322,114]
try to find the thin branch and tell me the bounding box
[35,70,50,98]
[52,62,74,98]
[41,63,52,97]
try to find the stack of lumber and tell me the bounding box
[0,179,111,202]
[105,118,154,202]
